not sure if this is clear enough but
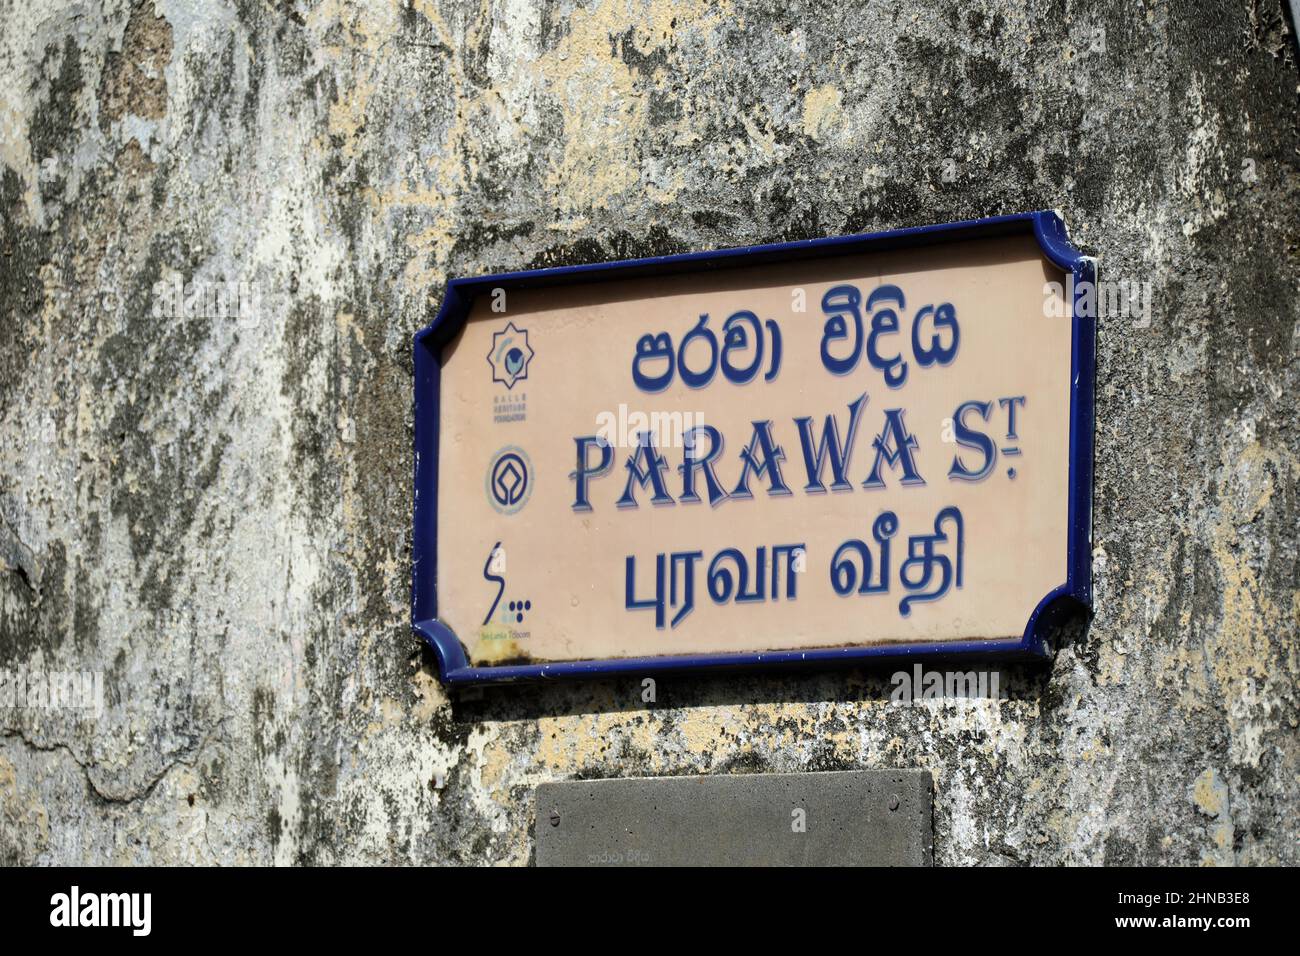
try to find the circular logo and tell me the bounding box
[486,446,533,515]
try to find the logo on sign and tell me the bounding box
[487,321,534,390]
[480,540,535,634]
[486,445,533,515]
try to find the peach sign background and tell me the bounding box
[436,233,1071,666]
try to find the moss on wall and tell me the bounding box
[1,0,1297,864]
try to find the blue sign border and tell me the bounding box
[413,211,1095,685]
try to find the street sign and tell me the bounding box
[413,212,1095,683]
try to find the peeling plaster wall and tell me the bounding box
[1,0,1298,866]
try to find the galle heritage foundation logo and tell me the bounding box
[488,321,534,390]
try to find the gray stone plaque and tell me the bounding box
[535,769,932,867]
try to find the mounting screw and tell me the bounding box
[549,807,561,827]
[888,795,899,811]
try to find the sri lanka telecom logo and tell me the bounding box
[488,322,534,390]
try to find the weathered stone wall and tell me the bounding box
[1,0,1297,865]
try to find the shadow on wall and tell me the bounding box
[426,611,1087,727]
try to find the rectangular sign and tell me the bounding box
[413,212,1094,683]
[535,770,933,867]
